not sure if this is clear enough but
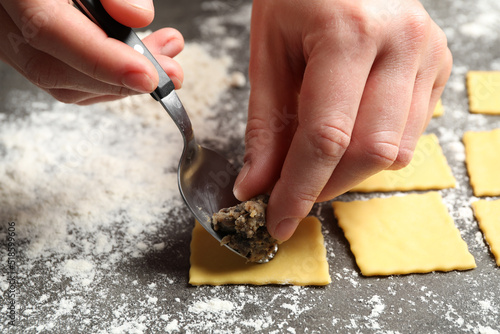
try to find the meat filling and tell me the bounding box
[212,195,278,263]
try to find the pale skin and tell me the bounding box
[0,0,452,242]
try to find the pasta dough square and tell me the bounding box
[332,192,476,276]
[433,99,444,117]
[472,199,500,266]
[463,129,500,196]
[466,71,500,114]
[189,216,331,286]
[349,134,455,193]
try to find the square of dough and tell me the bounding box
[349,134,455,193]
[189,216,331,286]
[433,99,444,117]
[472,199,500,266]
[466,71,500,114]
[332,192,476,276]
[463,129,500,196]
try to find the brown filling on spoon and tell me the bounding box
[211,195,278,263]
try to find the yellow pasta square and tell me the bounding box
[189,216,331,286]
[472,199,500,266]
[349,134,455,193]
[466,71,500,114]
[332,192,476,276]
[463,129,500,196]
[433,99,444,117]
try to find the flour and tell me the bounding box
[479,326,500,334]
[61,259,95,287]
[165,319,179,332]
[2,0,500,333]
[368,295,385,318]
[459,11,500,39]
[188,298,235,314]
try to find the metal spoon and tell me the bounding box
[73,0,277,262]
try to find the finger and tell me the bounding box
[426,47,452,123]
[101,0,154,28]
[142,28,185,88]
[44,88,102,104]
[265,42,376,242]
[43,53,183,103]
[74,93,131,105]
[317,51,420,201]
[1,0,159,93]
[153,54,184,89]
[141,28,184,58]
[390,27,452,170]
[45,33,186,103]
[232,16,299,202]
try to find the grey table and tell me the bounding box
[1,0,500,333]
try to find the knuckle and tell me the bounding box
[401,9,432,45]
[293,189,319,204]
[245,116,273,148]
[305,3,378,51]
[361,140,401,169]
[431,29,451,62]
[23,55,58,89]
[19,5,53,48]
[434,27,449,50]
[307,121,352,162]
[342,6,380,47]
[116,86,136,97]
[277,179,318,205]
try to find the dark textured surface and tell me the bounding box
[1,1,500,333]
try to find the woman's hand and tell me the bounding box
[0,0,184,105]
[234,0,452,241]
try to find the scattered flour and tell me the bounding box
[459,12,500,39]
[368,295,385,318]
[188,298,235,314]
[1,1,500,333]
[165,319,179,332]
[60,259,95,287]
[479,326,500,334]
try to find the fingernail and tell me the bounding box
[170,76,182,89]
[122,72,155,93]
[233,163,250,200]
[125,0,154,12]
[161,42,177,56]
[273,218,299,242]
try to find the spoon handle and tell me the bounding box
[73,0,176,101]
[74,0,195,144]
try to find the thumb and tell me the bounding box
[101,0,154,28]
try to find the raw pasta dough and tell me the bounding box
[463,128,500,196]
[472,199,500,266]
[433,99,444,117]
[189,216,331,286]
[349,134,455,193]
[466,71,500,114]
[332,192,476,276]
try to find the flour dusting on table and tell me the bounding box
[1,0,500,333]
